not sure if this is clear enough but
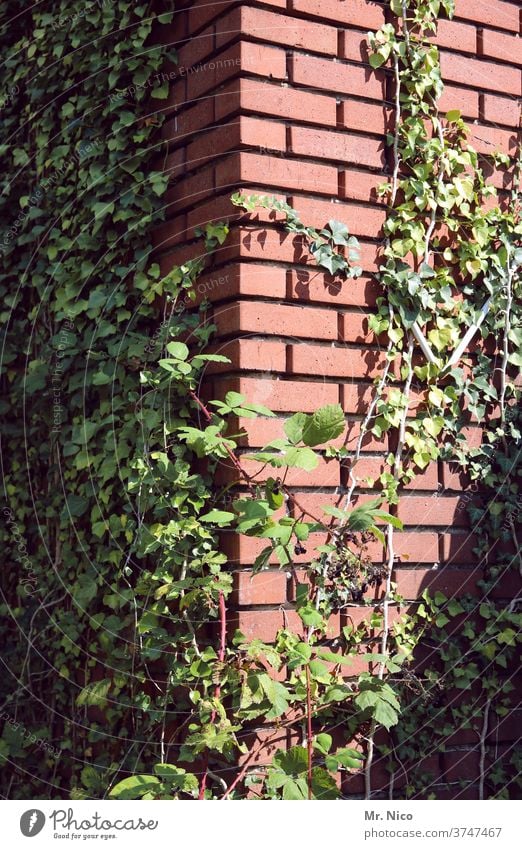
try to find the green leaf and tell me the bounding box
[200,510,236,525]
[325,747,364,771]
[166,341,189,360]
[301,404,345,447]
[298,603,323,628]
[284,412,308,445]
[446,109,461,122]
[314,733,332,755]
[76,679,111,708]
[109,775,160,799]
[151,83,169,99]
[369,52,385,69]
[308,659,331,684]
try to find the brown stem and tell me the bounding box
[190,390,255,494]
[305,661,313,800]
[199,590,228,799]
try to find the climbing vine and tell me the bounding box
[0,0,520,803]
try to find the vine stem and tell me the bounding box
[305,660,313,799]
[365,334,414,800]
[479,698,491,800]
[345,49,403,510]
[189,389,256,494]
[189,390,232,799]
[199,590,227,799]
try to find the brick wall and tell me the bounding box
[156,0,521,794]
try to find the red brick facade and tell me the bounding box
[156,0,521,788]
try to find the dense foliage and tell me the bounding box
[0,0,520,802]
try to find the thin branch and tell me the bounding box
[479,698,492,801]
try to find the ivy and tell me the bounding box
[1,0,520,804]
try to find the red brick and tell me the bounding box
[467,123,518,157]
[337,98,391,136]
[198,263,287,302]
[189,0,286,33]
[185,42,286,100]
[184,190,290,242]
[289,124,385,169]
[213,300,338,340]
[480,28,522,66]
[339,169,387,205]
[395,566,481,599]
[152,215,187,251]
[433,18,477,53]
[163,145,186,180]
[340,312,376,344]
[166,75,186,113]
[177,25,215,70]
[442,749,480,783]
[166,98,215,141]
[342,604,412,634]
[166,164,214,213]
[454,0,520,31]
[186,116,286,169]
[222,532,319,566]
[288,269,381,308]
[292,0,384,28]
[441,462,476,491]
[439,84,480,120]
[489,710,522,743]
[289,194,386,240]
[398,495,471,528]
[205,338,287,373]
[229,609,292,642]
[489,568,522,599]
[341,381,377,414]
[229,609,339,641]
[455,0,520,33]
[339,28,371,63]
[215,151,339,195]
[440,52,521,96]
[290,53,385,101]
[215,78,337,126]
[233,570,288,605]
[213,376,339,413]
[216,226,380,274]
[216,455,339,487]
[289,492,387,525]
[442,533,479,564]
[216,6,338,55]
[289,343,387,380]
[238,727,300,767]
[403,463,440,492]
[393,532,440,565]
[482,93,521,127]
[236,414,386,452]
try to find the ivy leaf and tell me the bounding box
[327,219,351,246]
[151,83,169,99]
[76,679,111,708]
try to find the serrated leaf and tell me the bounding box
[301,404,345,447]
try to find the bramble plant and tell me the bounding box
[0,0,520,803]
